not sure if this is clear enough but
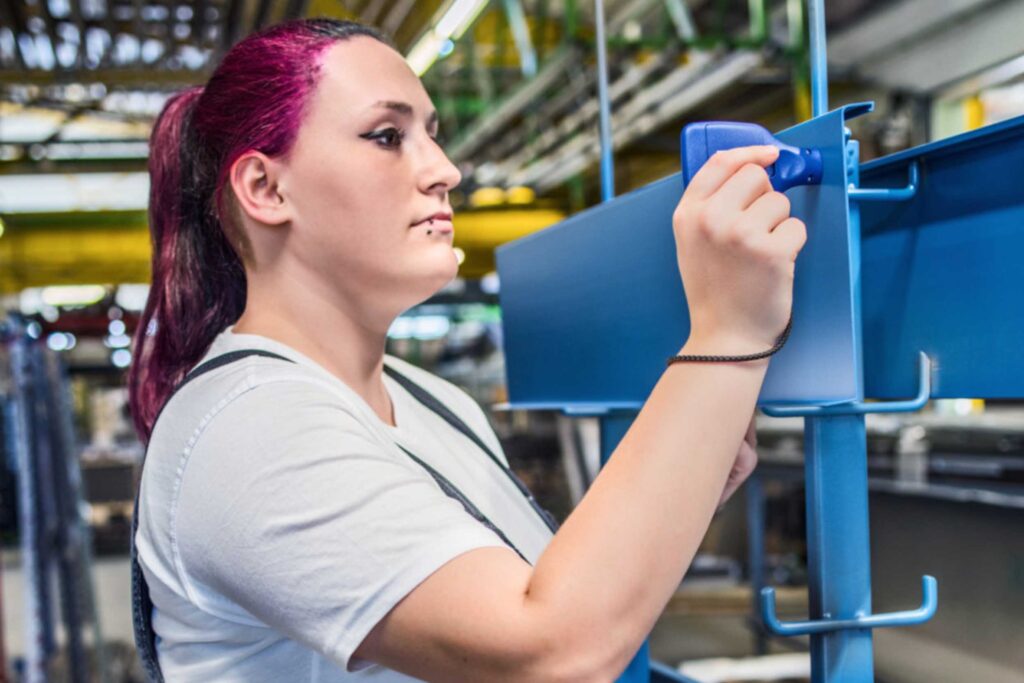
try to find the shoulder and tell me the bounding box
[149,352,370,454]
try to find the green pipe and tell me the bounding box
[748,0,768,43]
[564,0,578,42]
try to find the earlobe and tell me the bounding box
[229,152,290,227]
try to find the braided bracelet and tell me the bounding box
[667,318,793,365]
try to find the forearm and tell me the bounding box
[524,350,768,675]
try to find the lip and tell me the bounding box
[412,211,454,234]
[413,210,452,224]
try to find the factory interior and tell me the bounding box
[1,0,1024,681]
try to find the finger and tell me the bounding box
[738,191,791,236]
[768,217,808,259]
[709,164,777,219]
[685,145,780,201]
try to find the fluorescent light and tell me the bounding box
[40,285,107,307]
[407,32,448,76]
[436,0,487,39]
[406,0,488,76]
[0,172,149,212]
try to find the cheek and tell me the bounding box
[291,147,404,243]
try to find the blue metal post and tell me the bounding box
[593,0,615,201]
[807,1,872,680]
[807,0,828,117]
[598,412,651,682]
[803,415,874,682]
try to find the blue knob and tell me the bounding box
[681,121,823,193]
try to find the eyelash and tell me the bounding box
[361,127,444,150]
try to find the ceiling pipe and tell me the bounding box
[503,0,538,77]
[524,49,763,192]
[507,51,716,187]
[448,0,675,162]
[381,0,417,36]
[480,48,677,184]
[447,45,582,161]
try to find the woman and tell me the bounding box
[129,17,804,683]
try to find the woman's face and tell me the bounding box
[276,36,462,318]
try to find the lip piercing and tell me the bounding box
[427,218,434,235]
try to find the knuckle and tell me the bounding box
[788,218,808,246]
[740,162,765,179]
[773,191,791,214]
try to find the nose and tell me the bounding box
[419,137,462,197]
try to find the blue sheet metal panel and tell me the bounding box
[767,105,863,403]
[498,105,866,408]
[860,114,1024,399]
[497,174,686,408]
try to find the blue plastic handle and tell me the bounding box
[681,121,823,193]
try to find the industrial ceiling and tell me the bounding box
[1,0,1023,289]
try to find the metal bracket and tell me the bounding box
[760,575,938,636]
[848,161,919,201]
[761,352,932,417]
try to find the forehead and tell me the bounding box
[311,36,433,120]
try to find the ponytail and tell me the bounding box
[127,86,247,443]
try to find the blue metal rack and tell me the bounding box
[496,1,1023,681]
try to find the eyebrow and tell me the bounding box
[371,100,438,127]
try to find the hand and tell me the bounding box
[673,146,807,355]
[718,412,758,509]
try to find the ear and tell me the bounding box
[228,151,291,227]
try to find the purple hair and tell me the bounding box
[128,18,388,443]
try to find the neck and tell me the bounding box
[233,267,399,425]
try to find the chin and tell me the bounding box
[409,254,460,303]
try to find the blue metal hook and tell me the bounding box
[761,352,932,418]
[760,575,938,636]
[848,161,919,201]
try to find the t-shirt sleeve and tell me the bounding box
[172,379,509,672]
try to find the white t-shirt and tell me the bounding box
[135,326,554,681]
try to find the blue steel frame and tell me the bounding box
[497,1,1024,681]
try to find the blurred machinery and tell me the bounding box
[1,314,111,683]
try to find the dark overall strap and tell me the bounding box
[384,365,560,533]
[395,446,530,563]
[131,350,294,682]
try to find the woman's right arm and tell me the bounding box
[355,145,807,682]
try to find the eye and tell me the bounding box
[360,127,405,149]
